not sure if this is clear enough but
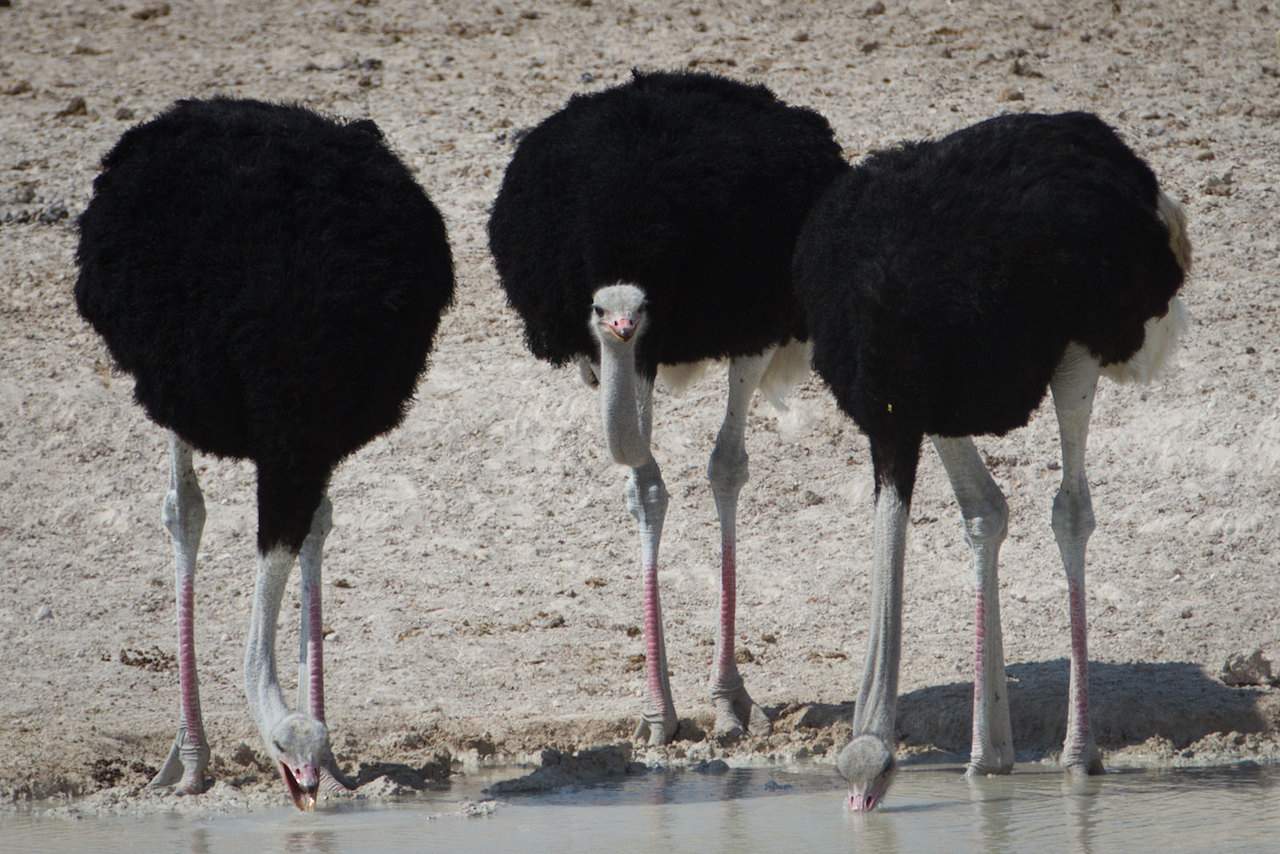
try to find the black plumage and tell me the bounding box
[488,70,847,376]
[75,97,455,552]
[794,111,1186,448]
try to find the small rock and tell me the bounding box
[764,778,793,791]
[1202,171,1234,197]
[792,31,810,42]
[1196,150,1215,161]
[35,605,53,622]
[0,1,11,8]
[1180,607,1193,619]
[1221,649,1276,686]
[10,184,35,204]
[131,3,171,21]
[860,41,881,54]
[114,106,136,120]
[762,633,778,644]
[1245,346,1257,355]
[625,625,641,637]
[580,71,595,84]
[56,96,88,117]
[519,10,540,19]
[3,79,32,96]
[864,1,886,15]
[692,759,730,774]
[998,88,1025,102]
[459,799,498,817]
[801,490,824,507]
[735,647,755,664]
[38,204,69,224]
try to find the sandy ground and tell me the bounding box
[2,0,1279,812]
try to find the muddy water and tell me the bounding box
[4,764,1277,854]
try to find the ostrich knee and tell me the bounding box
[626,460,669,530]
[707,444,749,502]
[961,493,1008,551]
[1051,483,1095,554]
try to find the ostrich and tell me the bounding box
[792,111,1191,810]
[74,98,455,810]
[488,71,847,743]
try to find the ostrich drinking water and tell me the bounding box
[488,71,847,743]
[75,98,455,809]
[792,111,1190,810]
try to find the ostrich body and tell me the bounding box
[792,112,1190,810]
[75,98,455,809]
[489,71,846,742]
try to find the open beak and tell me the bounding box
[280,762,320,812]
[848,790,879,812]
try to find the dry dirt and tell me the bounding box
[1,0,1278,813]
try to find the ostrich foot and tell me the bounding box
[1063,739,1104,776]
[965,738,1015,776]
[633,707,680,745]
[711,678,771,738]
[149,725,210,794]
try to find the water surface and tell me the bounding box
[5,763,1276,853]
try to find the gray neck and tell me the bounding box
[597,337,654,469]
[245,547,293,741]
[852,482,910,741]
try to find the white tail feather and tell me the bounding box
[654,338,812,414]
[656,359,711,395]
[758,338,813,412]
[1101,191,1192,385]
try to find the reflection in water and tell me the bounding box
[967,774,1014,854]
[285,828,339,854]
[1061,772,1103,854]
[845,806,902,853]
[4,764,1279,853]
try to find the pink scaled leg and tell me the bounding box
[707,354,772,737]
[151,434,211,793]
[629,459,678,743]
[930,436,1014,775]
[1050,344,1104,775]
[296,496,354,791]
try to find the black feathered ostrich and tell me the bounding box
[75,98,455,810]
[793,112,1190,810]
[488,71,847,743]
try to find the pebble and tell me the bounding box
[56,96,88,118]
[35,605,52,622]
[1222,649,1276,686]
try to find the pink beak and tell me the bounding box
[608,317,636,341]
[280,762,320,812]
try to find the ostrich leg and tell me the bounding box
[150,433,211,793]
[708,353,773,737]
[930,436,1015,775]
[837,433,920,811]
[1049,343,1104,775]
[296,496,354,791]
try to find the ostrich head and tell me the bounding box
[269,713,329,811]
[590,284,649,345]
[836,734,898,812]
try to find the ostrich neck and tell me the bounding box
[852,482,909,742]
[245,547,293,739]
[597,337,654,468]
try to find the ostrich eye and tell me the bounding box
[593,305,604,317]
